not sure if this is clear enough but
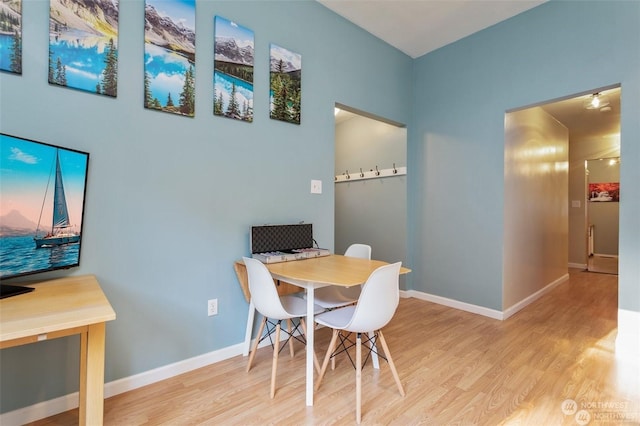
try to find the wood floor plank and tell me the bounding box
[26,269,639,425]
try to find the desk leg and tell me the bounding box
[79,322,106,426]
[243,300,255,356]
[305,286,315,406]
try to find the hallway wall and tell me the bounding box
[503,107,568,310]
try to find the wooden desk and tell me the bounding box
[235,255,410,406]
[0,275,116,425]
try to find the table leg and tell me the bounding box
[243,300,255,356]
[79,322,106,426]
[305,286,315,406]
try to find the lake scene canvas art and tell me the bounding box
[0,0,22,74]
[49,0,119,96]
[270,44,301,125]
[144,0,195,117]
[214,16,254,122]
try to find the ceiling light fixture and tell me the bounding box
[584,92,610,111]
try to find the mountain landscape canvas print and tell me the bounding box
[0,0,22,74]
[270,44,301,125]
[214,16,254,122]
[144,0,195,117]
[48,0,119,96]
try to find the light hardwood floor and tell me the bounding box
[588,254,618,275]
[29,269,639,425]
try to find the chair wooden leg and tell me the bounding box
[356,333,362,424]
[299,319,321,374]
[247,317,267,372]
[316,328,339,391]
[377,330,405,397]
[286,319,295,357]
[270,322,281,398]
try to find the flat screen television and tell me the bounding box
[0,133,90,283]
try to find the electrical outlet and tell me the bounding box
[207,299,218,316]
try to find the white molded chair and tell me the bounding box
[243,257,322,398]
[312,243,372,309]
[314,261,405,423]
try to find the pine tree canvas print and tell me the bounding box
[213,16,254,122]
[144,0,195,116]
[269,44,301,125]
[0,0,22,74]
[48,0,119,96]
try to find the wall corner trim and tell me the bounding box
[503,273,570,320]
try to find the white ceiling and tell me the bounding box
[317,0,548,59]
[323,1,620,141]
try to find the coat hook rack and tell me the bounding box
[335,163,407,182]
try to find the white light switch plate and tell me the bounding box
[311,180,322,194]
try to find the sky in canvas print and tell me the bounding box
[214,16,254,122]
[48,0,119,96]
[0,134,88,238]
[144,0,196,116]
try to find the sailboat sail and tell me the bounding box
[52,153,71,231]
[34,150,80,248]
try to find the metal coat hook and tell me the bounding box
[393,163,398,174]
[360,168,364,178]
[375,165,380,176]
[345,170,350,179]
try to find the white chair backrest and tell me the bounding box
[343,262,402,333]
[243,257,290,319]
[344,243,372,260]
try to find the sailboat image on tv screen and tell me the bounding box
[34,150,80,248]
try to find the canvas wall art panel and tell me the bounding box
[144,0,195,116]
[214,16,254,122]
[49,0,119,96]
[0,0,22,74]
[270,44,301,125]
[589,182,620,202]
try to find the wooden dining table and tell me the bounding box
[236,254,410,406]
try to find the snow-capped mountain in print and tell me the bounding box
[215,37,254,66]
[145,3,195,56]
[50,0,119,37]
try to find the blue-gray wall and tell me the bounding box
[409,0,640,311]
[2,0,639,416]
[0,0,412,413]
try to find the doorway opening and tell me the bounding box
[503,85,621,311]
[533,86,621,274]
[333,103,407,278]
[586,156,620,274]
